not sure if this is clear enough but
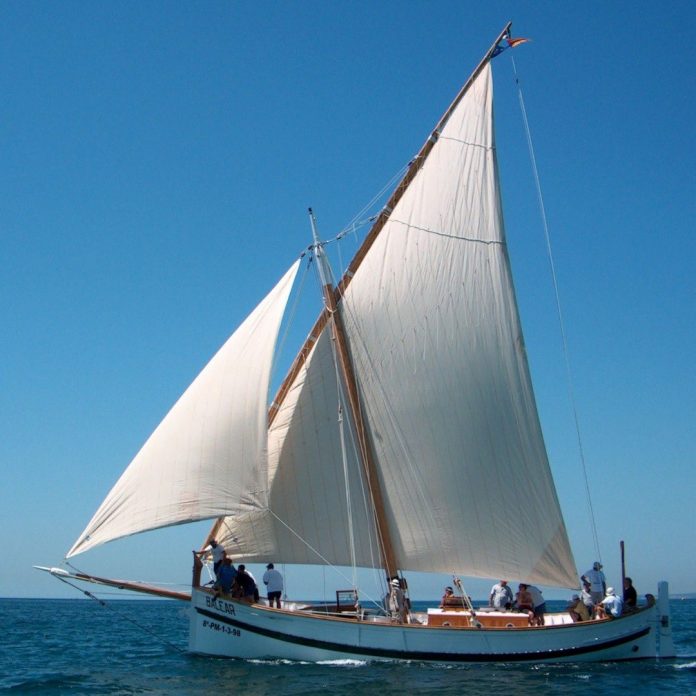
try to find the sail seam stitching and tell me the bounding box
[437,136,493,151]
[388,218,505,245]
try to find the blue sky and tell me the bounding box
[2,2,694,603]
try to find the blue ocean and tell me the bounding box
[1,598,694,694]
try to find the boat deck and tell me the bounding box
[204,588,587,630]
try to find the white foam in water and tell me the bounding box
[247,658,311,665]
[316,659,368,667]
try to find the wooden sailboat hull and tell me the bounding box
[188,587,671,663]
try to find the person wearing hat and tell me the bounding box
[262,562,284,608]
[581,561,606,604]
[567,593,590,622]
[598,586,623,618]
[440,586,457,608]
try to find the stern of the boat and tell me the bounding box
[657,581,676,658]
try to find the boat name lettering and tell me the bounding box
[205,596,236,616]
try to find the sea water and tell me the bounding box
[1,598,694,694]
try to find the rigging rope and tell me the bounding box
[304,257,388,597]
[266,509,384,609]
[309,217,383,604]
[65,560,195,590]
[316,226,360,589]
[510,53,602,564]
[337,402,359,589]
[306,161,409,274]
[337,163,409,240]
[53,573,186,654]
[271,252,312,385]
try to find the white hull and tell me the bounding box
[188,584,675,663]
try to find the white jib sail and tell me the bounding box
[340,63,578,588]
[67,260,300,558]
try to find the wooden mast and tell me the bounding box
[203,22,515,556]
[309,208,398,579]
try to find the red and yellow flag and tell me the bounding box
[492,36,531,57]
[506,37,530,48]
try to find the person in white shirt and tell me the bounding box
[196,539,226,579]
[489,580,513,610]
[527,585,546,625]
[263,563,284,608]
[388,578,407,623]
[581,561,606,604]
[579,580,595,617]
[599,587,623,618]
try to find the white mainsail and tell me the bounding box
[220,63,577,588]
[67,261,300,558]
[340,63,577,588]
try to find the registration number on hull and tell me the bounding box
[202,618,241,637]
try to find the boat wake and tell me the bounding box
[315,659,368,667]
[245,658,368,667]
[246,658,311,666]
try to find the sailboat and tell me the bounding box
[42,23,676,663]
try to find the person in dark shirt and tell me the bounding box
[215,558,237,595]
[623,576,638,609]
[234,564,258,603]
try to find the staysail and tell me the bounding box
[216,326,382,567]
[67,261,300,558]
[218,63,578,588]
